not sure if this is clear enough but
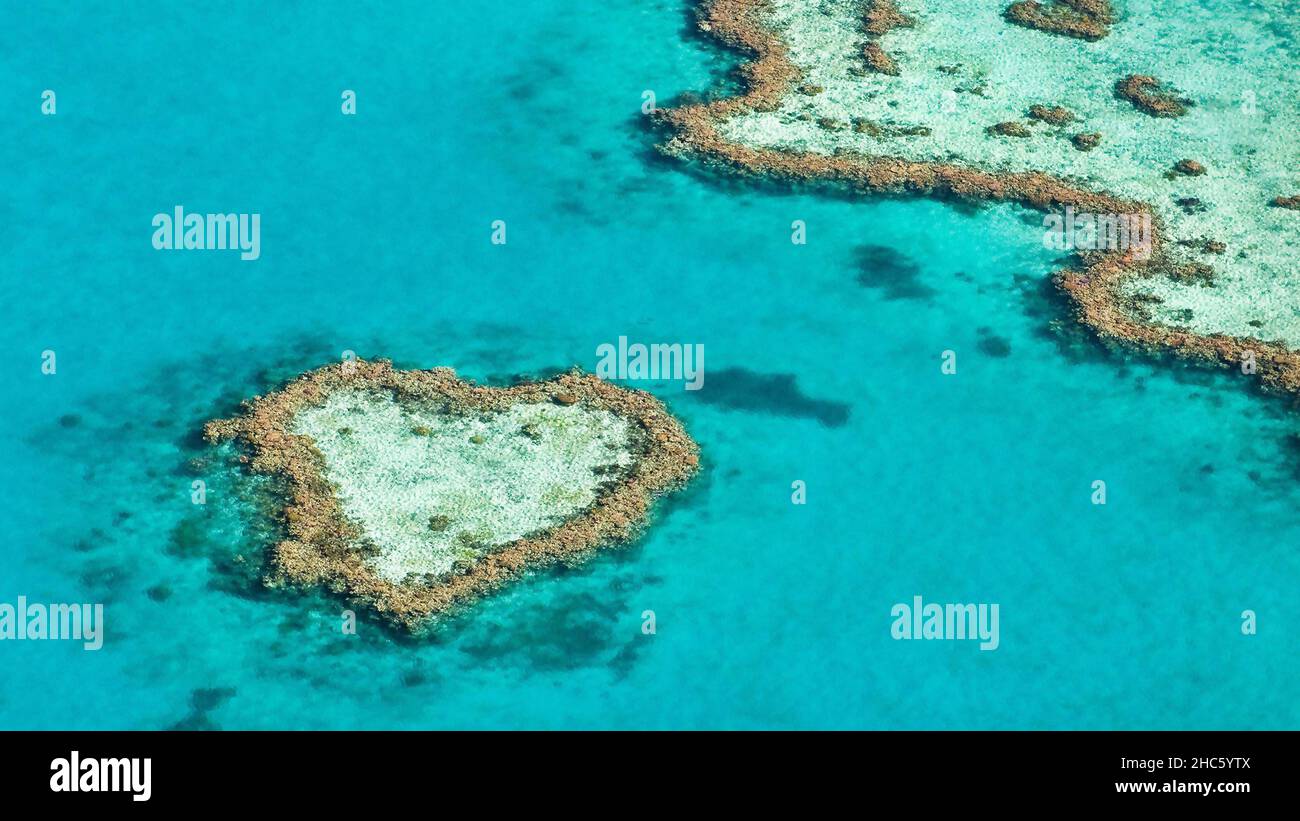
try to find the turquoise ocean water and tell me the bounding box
[2,0,1297,729]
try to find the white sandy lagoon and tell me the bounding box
[718,0,1300,344]
[294,390,636,582]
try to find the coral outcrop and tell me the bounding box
[988,121,1034,138]
[1028,105,1076,125]
[1004,0,1115,41]
[863,42,900,76]
[1115,74,1193,118]
[859,0,912,76]
[1071,132,1102,151]
[206,360,698,629]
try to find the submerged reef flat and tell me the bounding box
[205,360,698,629]
[659,0,1300,390]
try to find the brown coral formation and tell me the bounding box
[656,0,1300,402]
[863,0,915,36]
[205,359,699,630]
[1173,159,1206,176]
[1115,75,1193,118]
[853,118,930,137]
[1177,237,1226,255]
[859,0,911,76]
[1004,0,1114,41]
[1165,261,1216,287]
[1071,132,1102,151]
[987,121,1033,138]
[1028,105,1076,125]
[863,42,900,76]
[1272,196,1300,210]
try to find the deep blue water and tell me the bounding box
[2,0,1297,729]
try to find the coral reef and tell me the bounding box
[987,121,1034,138]
[852,118,931,137]
[656,0,1300,405]
[1070,132,1102,151]
[1004,0,1114,41]
[863,0,915,36]
[1172,159,1206,176]
[1177,237,1227,255]
[1028,105,1076,125]
[858,0,912,77]
[206,359,698,629]
[1115,74,1193,118]
[1272,195,1300,211]
[863,42,900,76]
[1165,261,1216,287]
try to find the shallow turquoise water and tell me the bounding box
[2,0,1297,729]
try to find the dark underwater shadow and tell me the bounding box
[685,366,851,427]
